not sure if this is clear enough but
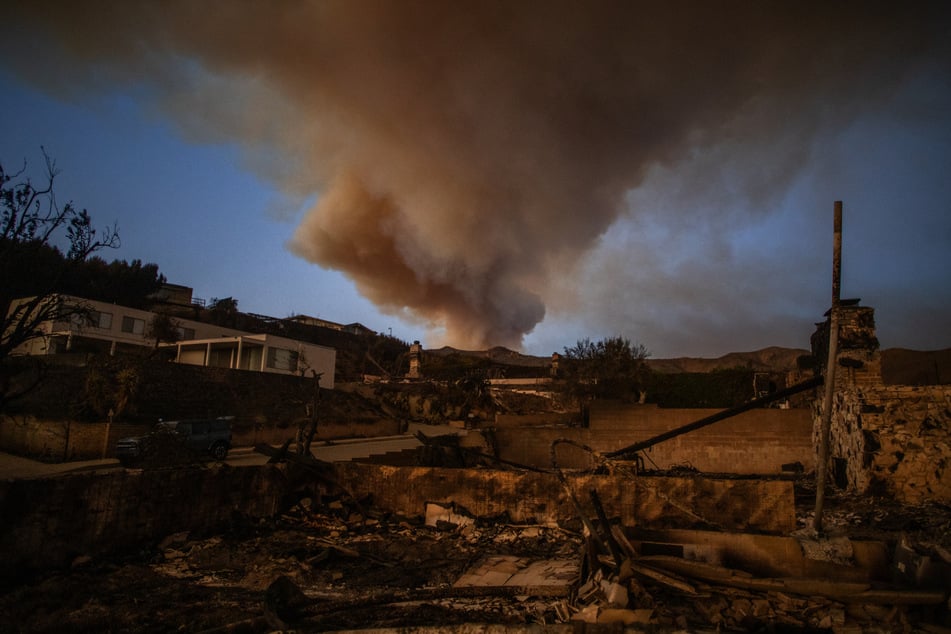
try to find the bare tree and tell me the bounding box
[0,149,119,406]
[297,371,323,456]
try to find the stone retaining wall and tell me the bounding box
[824,384,951,503]
[814,304,951,503]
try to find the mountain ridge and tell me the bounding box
[425,345,951,383]
[427,345,810,374]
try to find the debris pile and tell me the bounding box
[3,483,948,633]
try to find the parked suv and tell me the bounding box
[116,417,233,466]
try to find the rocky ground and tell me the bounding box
[1,479,949,633]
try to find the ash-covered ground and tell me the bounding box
[2,482,949,633]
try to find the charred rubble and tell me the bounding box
[1,304,950,632]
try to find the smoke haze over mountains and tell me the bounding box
[3,2,950,355]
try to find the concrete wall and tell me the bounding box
[0,465,286,583]
[0,414,400,461]
[231,419,401,446]
[815,304,951,504]
[493,413,572,428]
[491,404,814,473]
[0,463,794,583]
[0,415,150,461]
[331,463,796,534]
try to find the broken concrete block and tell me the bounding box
[600,578,629,608]
[894,535,951,589]
[730,597,752,620]
[577,578,599,605]
[424,501,474,529]
[571,604,599,623]
[751,598,772,618]
[454,555,579,597]
[597,608,652,625]
[797,534,855,565]
[829,607,846,626]
[694,600,724,626]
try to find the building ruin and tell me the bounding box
[0,302,949,631]
[813,301,951,504]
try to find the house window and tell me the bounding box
[91,311,113,329]
[72,310,112,329]
[266,347,299,372]
[121,316,145,335]
[176,327,196,341]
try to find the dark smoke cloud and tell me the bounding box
[3,2,949,349]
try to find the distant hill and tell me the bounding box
[646,346,810,374]
[881,348,951,385]
[426,345,551,368]
[426,345,811,375]
[422,344,951,385]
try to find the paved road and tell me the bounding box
[0,423,465,480]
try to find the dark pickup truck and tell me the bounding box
[116,417,233,466]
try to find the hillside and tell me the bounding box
[426,345,551,367]
[881,347,951,385]
[423,344,951,385]
[647,346,811,374]
[428,345,811,375]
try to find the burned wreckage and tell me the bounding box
[1,212,950,632]
[2,316,950,633]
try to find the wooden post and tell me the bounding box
[814,201,842,532]
[300,371,322,455]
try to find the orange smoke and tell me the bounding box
[3,2,948,348]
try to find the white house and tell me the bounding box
[6,295,335,388]
[164,333,335,388]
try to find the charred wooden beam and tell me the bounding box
[589,488,624,571]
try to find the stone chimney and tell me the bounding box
[810,299,882,389]
[407,341,422,379]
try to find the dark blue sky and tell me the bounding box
[2,3,949,357]
[0,78,392,336]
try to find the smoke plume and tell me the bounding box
[3,2,949,349]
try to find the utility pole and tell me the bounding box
[814,201,842,532]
